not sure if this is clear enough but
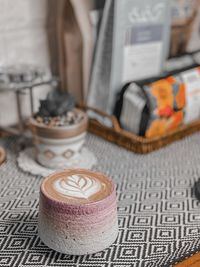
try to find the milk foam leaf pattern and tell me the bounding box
[54,175,102,199]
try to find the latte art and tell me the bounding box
[42,169,113,204]
[54,175,102,199]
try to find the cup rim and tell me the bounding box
[40,168,117,213]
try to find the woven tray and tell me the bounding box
[173,251,200,267]
[86,107,200,154]
[0,147,6,165]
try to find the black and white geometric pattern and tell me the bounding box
[1,134,200,267]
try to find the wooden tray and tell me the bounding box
[172,251,200,267]
[0,147,6,165]
[85,107,200,154]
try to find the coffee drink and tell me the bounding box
[38,169,118,255]
[42,169,113,204]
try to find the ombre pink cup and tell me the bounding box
[38,169,118,255]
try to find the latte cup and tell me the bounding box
[38,169,118,255]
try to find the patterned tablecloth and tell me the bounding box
[1,134,200,267]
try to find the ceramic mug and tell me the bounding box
[38,168,118,255]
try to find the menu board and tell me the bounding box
[88,0,171,114]
[109,0,171,112]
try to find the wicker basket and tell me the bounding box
[85,107,200,154]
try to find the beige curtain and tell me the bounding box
[47,0,84,104]
[47,0,95,105]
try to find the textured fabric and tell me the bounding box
[1,134,200,267]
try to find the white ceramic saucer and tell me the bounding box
[17,147,97,176]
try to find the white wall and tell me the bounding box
[0,0,52,127]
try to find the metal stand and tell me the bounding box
[16,90,24,134]
[0,78,58,137]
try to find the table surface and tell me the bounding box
[1,134,200,267]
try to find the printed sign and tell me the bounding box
[109,0,171,112]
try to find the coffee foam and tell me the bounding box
[41,169,113,204]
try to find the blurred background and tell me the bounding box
[0,0,200,139]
